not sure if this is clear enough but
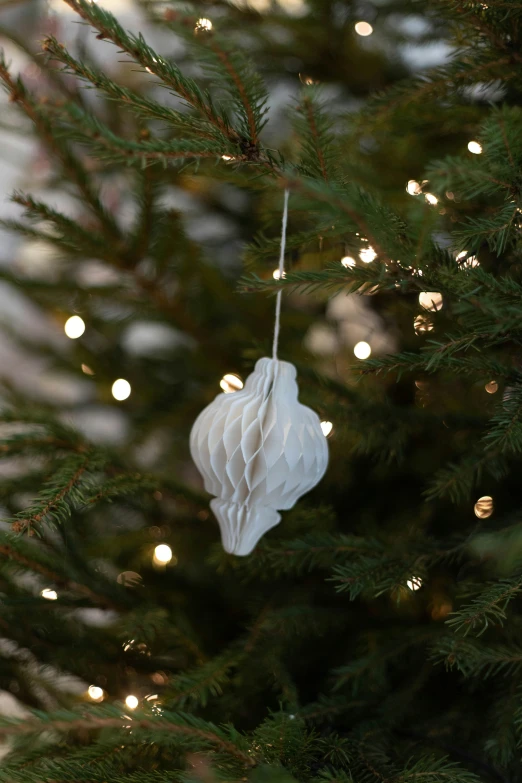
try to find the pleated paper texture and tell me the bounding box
[190,357,328,555]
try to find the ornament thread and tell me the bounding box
[272,188,290,360]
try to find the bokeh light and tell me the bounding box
[112,379,131,401]
[64,316,85,339]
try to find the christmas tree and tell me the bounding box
[0,0,520,780]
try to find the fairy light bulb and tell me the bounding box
[418,292,443,311]
[485,381,498,394]
[87,685,104,701]
[195,17,212,31]
[219,373,244,393]
[41,588,58,600]
[354,341,371,360]
[112,379,131,401]
[406,180,422,196]
[407,576,422,591]
[359,246,377,263]
[468,140,482,154]
[355,21,373,36]
[273,269,286,280]
[64,316,85,339]
[425,193,438,205]
[474,496,493,518]
[320,421,333,437]
[153,544,173,565]
[341,256,356,268]
[125,695,139,710]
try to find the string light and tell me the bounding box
[153,544,173,565]
[195,17,212,32]
[406,180,422,196]
[221,154,235,162]
[41,588,58,600]
[81,364,94,375]
[355,21,373,36]
[354,341,371,360]
[456,250,479,268]
[341,256,356,268]
[418,291,443,311]
[220,373,244,393]
[425,193,438,205]
[320,421,333,437]
[112,379,131,401]
[359,246,377,263]
[414,314,434,334]
[407,576,422,591]
[485,381,498,394]
[64,315,85,339]
[273,269,286,279]
[87,685,104,701]
[125,695,139,710]
[468,140,482,154]
[474,496,493,518]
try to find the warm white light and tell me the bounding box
[125,695,139,710]
[81,364,94,375]
[41,588,58,600]
[468,140,482,154]
[195,17,212,31]
[418,291,443,311]
[64,315,85,339]
[485,381,498,394]
[474,496,493,518]
[320,421,333,437]
[355,21,373,36]
[221,154,235,162]
[273,269,286,280]
[154,544,173,564]
[220,373,244,394]
[407,576,422,591]
[359,246,377,263]
[406,180,422,196]
[414,314,434,334]
[112,379,131,401]
[88,685,104,701]
[456,250,479,268]
[341,256,356,268]
[354,341,371,360]
[425,193,438,205]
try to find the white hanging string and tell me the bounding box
[272,188,290,360]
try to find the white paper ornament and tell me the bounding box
[189,189,329,555]
[190,357,328,555]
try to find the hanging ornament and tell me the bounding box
[189,190,329,555]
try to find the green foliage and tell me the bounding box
[2,0,522,782]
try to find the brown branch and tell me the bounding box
[207,40,259,145]
[0,715,255,765]
[0,544,118,609]
[0,62,121,239]
[61,0,238,144]
[302,95,328,182]
[13,457,90,534]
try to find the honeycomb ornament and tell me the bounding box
[190,357,329,555]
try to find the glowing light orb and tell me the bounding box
[354,341,371,360]
[112,379,131,401]
[220,373,244,393]
[64,316,85,339]
[355,21,373,36]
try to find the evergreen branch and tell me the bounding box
[61,0,240,145]
[446,577,522,635]
[12,452,100,535]
[0,56,121,238]
[0,707,255,766]
[432,635,522,678]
